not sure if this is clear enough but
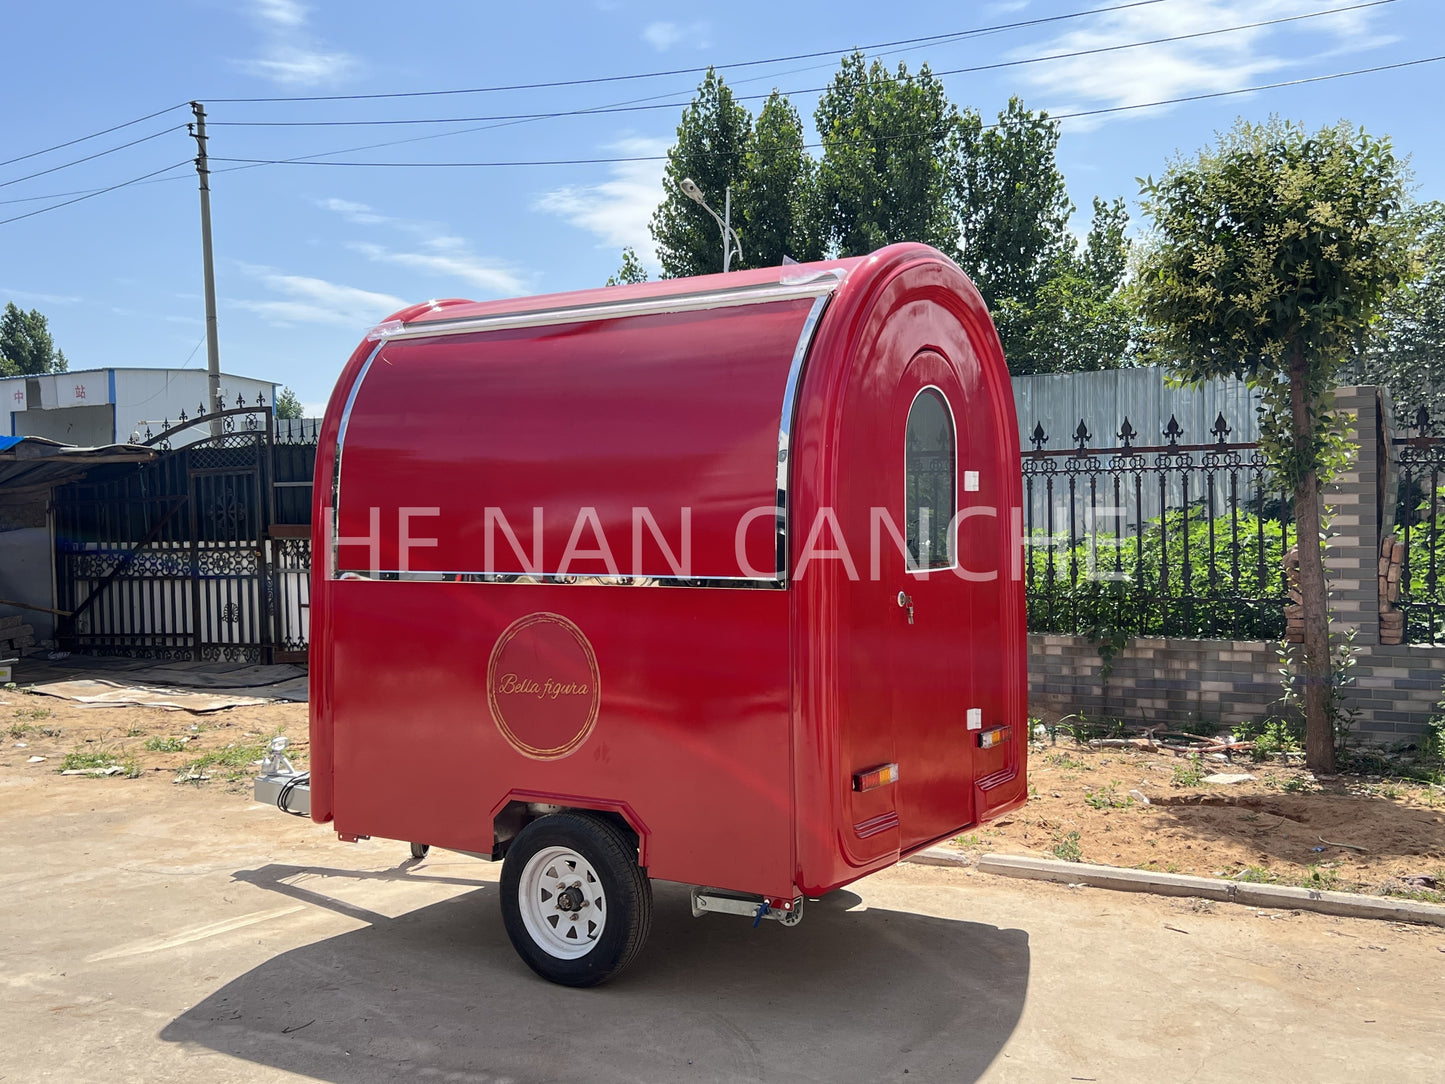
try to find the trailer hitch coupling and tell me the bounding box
[254,735,311,817]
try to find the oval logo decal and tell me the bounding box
[487,612,600,760]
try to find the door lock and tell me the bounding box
[897,591,914,624]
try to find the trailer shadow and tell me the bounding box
[161,866,1030,1084]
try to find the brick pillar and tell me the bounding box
[1323,386,1382,646]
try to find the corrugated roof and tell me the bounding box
[0,436,158,494]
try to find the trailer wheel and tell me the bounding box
[500,812,652,987]
[409,842,429,860]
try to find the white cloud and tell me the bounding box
[240,45,357,86]
[316,198,391,226]
[350,238,529,297]
[0,288,81,305]
[1014,0,1392,128]
[642,21,711,52]
[253,0,306,28]
[238,0,359,87]
[534,136,668,265]
[233,263,406,328]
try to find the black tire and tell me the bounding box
[409,842,430,860]
[499,811,652,987]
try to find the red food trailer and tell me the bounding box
[258,242,1027,986]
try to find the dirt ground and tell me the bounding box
[4,687,1444,905]
[2,687,308,787]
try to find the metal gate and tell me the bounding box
[53,400,315,663]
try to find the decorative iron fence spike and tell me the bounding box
[197,401,207,416]
[1030,422,1048,450]
[178,409,188,424]
[1117,417,1137,449]
[1415,405,1430,434]
[1073,419,1092,452]
[1163,414,1184,447]
[1211,411,1231,448]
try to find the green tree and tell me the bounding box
[605,247,649,286]
[996,196,1135,374]
[650,69,753,278]
[1137,118,1411,771]
[0,302,68,375]
[950,102,1134,374]
[274,386,303,419]
[738,91,824,267]
[814,53,959,257]
[1347,201,1445,419]
[951,97,1074,307]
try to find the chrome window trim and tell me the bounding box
[334,571,786,590]
[366,276,842,343]
[332,276,840,589]
[330,343,384,578]
[903,383,961,575]
[775,292,832,586]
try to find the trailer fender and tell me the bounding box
[489,790,651,866]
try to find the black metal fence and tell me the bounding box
[1392,408,1445,643]
[54,398,316,663]
[1023,411,1293,641]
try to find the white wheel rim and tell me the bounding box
[517,844,608,960]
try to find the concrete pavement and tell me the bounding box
[1,776,1441,1083]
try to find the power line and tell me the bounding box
[203,54,1445,172]
[0,102,189,170]
[5,45,1433,227]
[0,161,194,227]
[206,0,1172,104]
[1048,53,1445,123]
[204,1,1400,129]
[0,125,190,191]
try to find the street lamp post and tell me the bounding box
[680,177,743,272]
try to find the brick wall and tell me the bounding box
[1027,387,1445,745]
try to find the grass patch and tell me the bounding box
[61,749,118,771]
[12,705,53,722]
[1232,865,1278,884]
[1052,831,1083,862]
[1044,752,1093,772]
[1300,865,1340,891]
[144,736,188,753]
[1083,782,1135,810]
[1171,755,1206,788]
[8,721,32,739]
[179,731,278,782]
[58,748,138,777]
[1234,718,1302,762]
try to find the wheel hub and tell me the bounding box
[555,885,586,913]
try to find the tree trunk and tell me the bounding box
[1289,346,1336,773]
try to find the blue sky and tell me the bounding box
[2,0,1442,414]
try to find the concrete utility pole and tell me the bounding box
[189,101,223,436]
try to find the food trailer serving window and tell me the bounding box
[905,387,956,570]
[334,296,820,581]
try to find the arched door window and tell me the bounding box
[905,388,955,570]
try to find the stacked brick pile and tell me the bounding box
[0,614,36,656]
[1284,546,1303,643]
[1379,533,1407,645]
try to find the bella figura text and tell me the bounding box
[496,673,591,700]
